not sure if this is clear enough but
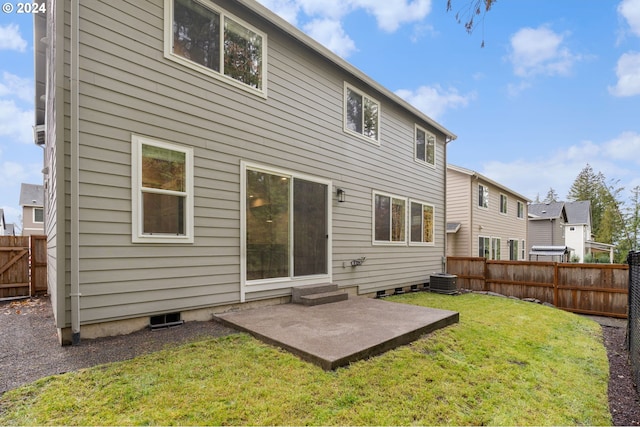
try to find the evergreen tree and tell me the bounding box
[543,187,559,203]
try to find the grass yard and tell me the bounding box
[0,293,611,426]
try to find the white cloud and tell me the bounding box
[507,25,580,78]
[603,131,640,160]
[353,0,432,33]
[619,0,640,37]
[0,161,28,184]
[0,72,34,102]
[506,81,532,97]
[257,0,301,25]
[395,85,475,121]
[609,51,640,97]
[480,134,640,202]
[0,24,28,52]
[0,99,34,144]
[303,19,357,58]
[257,0,432,56]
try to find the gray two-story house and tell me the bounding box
[35,0,456,344]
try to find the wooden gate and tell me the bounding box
[0,235,47,298]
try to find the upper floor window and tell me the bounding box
[517,201,524,219]
[410,201,434,245]
[478,184,489,208]
[373,192,406,244]
[33,208,44,223]
[132,135,194,243]
[415,126,435,166]
[500,194,508,214]
[168,0,266,95]
[345,84,380,143]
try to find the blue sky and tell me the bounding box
[1,1,640,230]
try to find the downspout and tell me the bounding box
[443,137,450,272]
[70,0,81,345]
[471,175,477,257]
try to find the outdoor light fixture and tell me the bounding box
[337,188,346,203]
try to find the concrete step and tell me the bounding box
[299,290,348,306]
[292,283,338,304]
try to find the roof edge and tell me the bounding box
[235,0,457,141]
[447,164,532,202]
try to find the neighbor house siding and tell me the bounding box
[49,0,450,328]
[446,166,528,260]
[472,180,527,259]
[446,168,471,257]
[528,219,564,249]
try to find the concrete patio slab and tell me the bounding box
[215,296,459,370]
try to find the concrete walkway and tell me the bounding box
[215,296,459,370]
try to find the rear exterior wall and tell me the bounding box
[54,0,449,328]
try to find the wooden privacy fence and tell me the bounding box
[447,256,628,318]
[0,235,47,299]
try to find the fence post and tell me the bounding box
[553,262,559,307]
[483,257,488,292]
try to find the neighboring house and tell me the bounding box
[446,165,530,261]
[19,183,45,236]
[527,201,613,263]
[34,0,457,344]
[5,223,16,236]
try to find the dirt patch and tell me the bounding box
[0,296,237,394]
[603,324,640,425]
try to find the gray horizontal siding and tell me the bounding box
[66,0,450,325]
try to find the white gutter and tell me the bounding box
[70,0,81,344]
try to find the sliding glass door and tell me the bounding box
[245,166,328,282]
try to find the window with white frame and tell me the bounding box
[415,126,435,166]
[131,135,194,243]
[479,236,490,258]
[33,207,44,223]
[478,184,489,208]
[167,0,266,94]
[521,239,526,260]
[491,237,501,260]
[345,84,380,143]
[410,200,434,245]
[373,192,406,244]
[508,239,518,260]
[517,201,524,219]
[243,164,330,282]
[500,194,508,214]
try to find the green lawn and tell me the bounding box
[0,293,611,426]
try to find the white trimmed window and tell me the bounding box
[521,239,526,260]
[132,135,194,243]
[491,237,501,260]
[344,83,380,143]
[373,192,406,244]
[415,125,435,166]
[479,236,490,258]
[500,194,508,214]
[478,184,489,208]
[410,200,435,245]
[33,207,44,223]
[517,201,524,219]
[166,0,266,95]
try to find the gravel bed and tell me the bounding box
[1,296,639,425]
